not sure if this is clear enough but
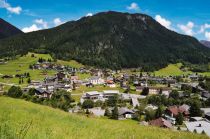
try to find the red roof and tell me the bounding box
[167,106,189,116]
[149,118,172,128]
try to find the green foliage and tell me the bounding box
[7,86,22,98]
[189,101,202,117]
[104,108,111,117]
[141,87,149,96]
[155,106,164,118]
[82,99,94,109]
[50,90,74,111]
[106,95,118,107]
[145,109,156,121]
[176,112,184,125]
[111,106,119,120]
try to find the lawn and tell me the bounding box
[0,96,208,139]
[154,63,192,76]
[57,60,84,68]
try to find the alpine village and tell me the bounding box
[0,2,210,139]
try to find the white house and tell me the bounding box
[89,76,105,85]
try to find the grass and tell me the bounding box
[57,60,84,68]
[0,53,87,87]
[0,96,208,139]
[0,53,56,87]
[154,63,192,76]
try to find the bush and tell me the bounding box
[7,86,23,98]
[82,100,94,109]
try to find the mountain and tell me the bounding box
[0,11,209,70]
[201,40,210,48]
[0,18,23,40]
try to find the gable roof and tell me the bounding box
[149,118,172,128]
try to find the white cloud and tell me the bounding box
[0,0,22,14]
[86,13,93,17]
[177,21,194,36]
[53,18,63,26]
[22,24,41,33]
[205,32,210,41]
[35,19,48,28]
[127,2,140,11]
[199,23,210,33]
[155,15,171,29]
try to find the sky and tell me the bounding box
[1,0,210,40]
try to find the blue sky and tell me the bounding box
[1,0,210,40]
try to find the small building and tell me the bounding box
[118,107,135,119]
[89,76,105,85]
[149,118,172,128]
[34,88,52,98]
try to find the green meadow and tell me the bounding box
[0,53,89,88]
[0,96,208,139]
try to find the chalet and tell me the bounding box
[165,105,190,118]
[71,76,79,83]
[44,76,57,83]
[149,118,172,128]
[89,76,104,85]
[136,86,172,95]
[118,107,135,119]
[106,80,116,88]
[201,91,210,100]
[34,88,52,98]
[57,72,66,81]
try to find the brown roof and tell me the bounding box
[149,118,172,128]
[167,106,189,116]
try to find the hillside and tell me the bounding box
[0,18,23,40]
[0,11,210,70]
[0,96,208,139]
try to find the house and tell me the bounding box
[34,88,52,98]
[165,105,190,118]
[201,91,210,100]
[136,86,144,92]
[118,107,135,119]
[106,80,116,88]
[185,121,210,137]
[103,90,119,98]
[57,72,66,81]
[71,76,79,82]
[89,76,105,85]
[205,113,210,121]
[149,118,172,128]
[44,76,57,83]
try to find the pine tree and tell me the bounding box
[111,106,119,120]
[176,112,184,125]
[104,108,111,117]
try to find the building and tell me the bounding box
[34,88,52,98]
[118,107,135,119]
[149,118,172,128]
[165,105,190,118]
[89,76,105,85]
[80,90,119,103]
[185,121,210,137]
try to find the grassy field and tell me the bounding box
[0,53,88,88]
[154,63,192,76]
[0,53,56,87]
[0,96,208,139]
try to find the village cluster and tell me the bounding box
[1,59,210,137]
